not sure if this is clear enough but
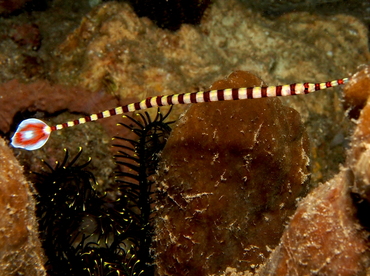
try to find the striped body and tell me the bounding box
[51,78,349,131]
[11,77,349,150]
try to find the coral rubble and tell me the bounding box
[154,71,310,275]
[0,137,45,276]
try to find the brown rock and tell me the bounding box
[346,67,370,231]
[9,23,42,50]
[0,79,127,135]
[0,137,45,275]
[256,68,370,276]
[259,169,369,276]
[343,66,370,119]
[154,71,310,275]
[0,79,123,190]
[52,0,366,183]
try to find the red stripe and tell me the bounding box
[51,126,57,131]
[122,105,129,113]
[232,88,239,100]
[167,95,173,105]
[276,86,282,96]
[73,119,79,125]
[217,90,224,101]
[337,79,344,85]
[315,83,320,91]
[303,83,309,94]
[326,81,332,88]
[290,84,296,95]
[145,97,152,108]
[247,87,253,99]
[190,93,197,103]
[109,109,116,116]
[261,87,267,97]
[178,94,184,104]
[97,112,103,119]
[156,96,163,106]
[134,102,140,110]
[62,123,68,128]
[203,91,210,102]
[85,116,92,122]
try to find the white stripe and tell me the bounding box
[115,106,123,115]
[281,85,291,96]
[150,97,158,107]
[127,103,136,112]
[170,95,179,104]
[139,100,147,110]
[102,110,111,118]
[308,83,315,93]
[294,83,304,95]
[159,95,167,106]
[183,93,192,104]
[238,88,247,100]
[209,90,218,101]
[252,87,262,98]
[196,91,205,102]
[266,86,276,97]
[223,89,233,100]
[319,82,327,90]
[90,114,98,121]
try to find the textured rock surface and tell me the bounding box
[0,79,124,189]
[254,67,370,276]
[345,66,370,232]
[0,137,45,275]
[154,71,310,275]
[343,66,370,119]
[258,169,369,276]
[243,0,370,23]
[0,0,366,182]
[0,79,121,134]
[37,0,368,182]
[0,0,369,274]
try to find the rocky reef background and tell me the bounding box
[0,0,370,275]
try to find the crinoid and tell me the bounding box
[113,108,173,274]
[32,148,140,276]
[31,107,173,275]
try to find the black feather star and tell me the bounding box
[113,108,173,273]
[31,108,173,276]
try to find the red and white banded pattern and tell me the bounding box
[11,77,349,150]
